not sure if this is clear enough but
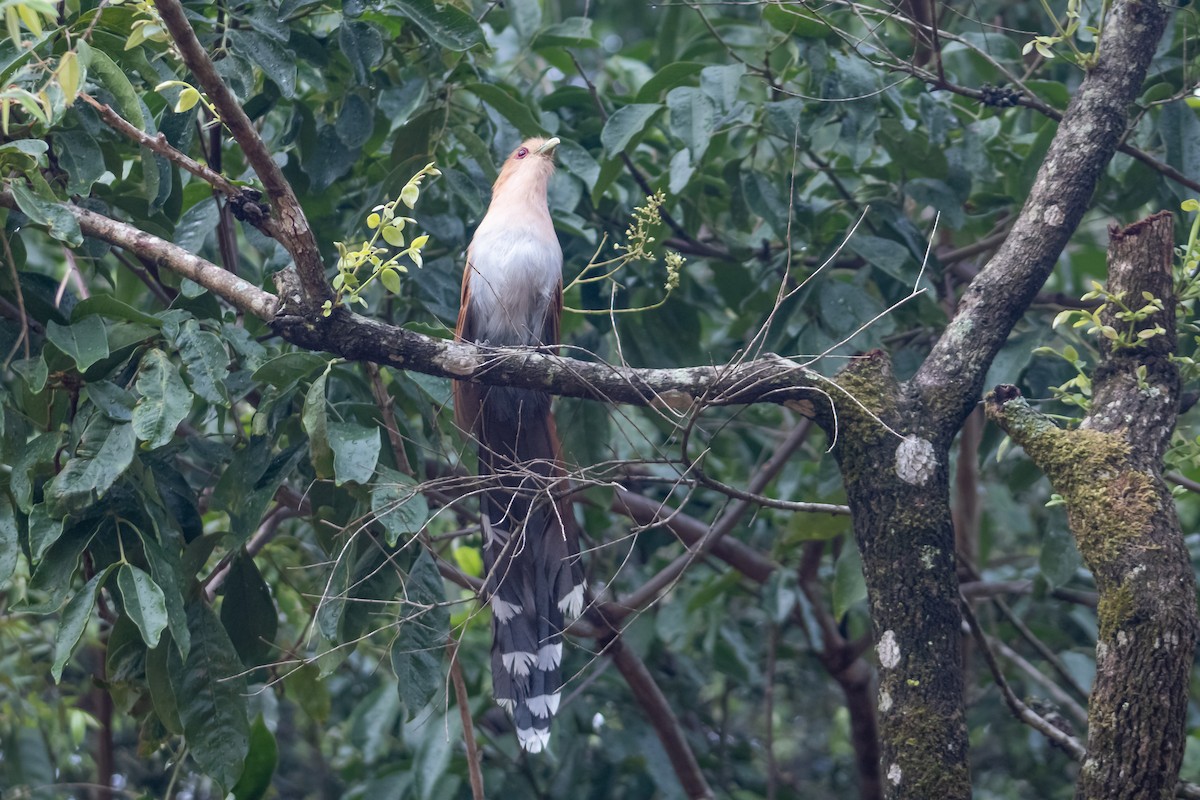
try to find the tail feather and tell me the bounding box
[473,385,583,753]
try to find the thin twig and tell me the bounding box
[448,636,485,800]
[959,593,1087,759]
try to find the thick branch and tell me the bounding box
[603,629,714,799]
[914,0,1171,439]
[152,0,331,305]
[272,273,829,408]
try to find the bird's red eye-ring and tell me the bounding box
[516,147,529,159]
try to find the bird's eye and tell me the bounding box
[516,147,529,159]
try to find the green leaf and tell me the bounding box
[601,103,662,158]
[336,93,374,149]
[531,17,597,49]
[302,371,333,479]
[451,545,482,578]
[219,553,278,666]
[132,349,194,450]
[230,716,278,800]
[832,544,867,620]
[556,139,600,186]
[762,4,829,37]
[176,321,231,407]
[0,492,19,584]
[284,662,330,722]
[46,317,109,371]
[10,182,83,246]
[73,295,164,328]
[54,129,105,195]
[27,503,62,563]
[85,46,144,129]
[25,517,97,613]
[211,440,306,546]
[315,544,353,643]
[338,21,384,84]
[390,0,484,51]
[634,62,705,103]
[668,148,694,194]
[380,265,402,292]
[328,420,381,486]
[44,419,136,517]
[173,598,250,791]
[507,0,542,42]
[146,640,183,734]
[667,87,714,162]
[11,431,61,513]
[1040,526,1081,588]
[700,63,745,113]
[463,82,544,137]
[391,549,447,719]
[138,528,191,658]
[12,354,47,393]
[1161,101,1200,202]
[251,351,329,388]
[371,467,429,546]
[52,565,115,682]
[118,564,169,649]
[848,233,911,282]
[85,380,136,422]
[228,29,297,98]
[105,614,146,687]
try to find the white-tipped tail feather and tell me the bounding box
[490,596,523,623]
[517,726,551,754]
[537,642,563,670]
[502,650,537,677]
[527,692,561,718]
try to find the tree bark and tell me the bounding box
[826,353,969,799]
[829,4,1172,797]
[986,212,1198,800]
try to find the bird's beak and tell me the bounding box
[535,137,561,155]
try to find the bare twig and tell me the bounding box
[959,593,1087,759]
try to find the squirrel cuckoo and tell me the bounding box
[453,137,585,753]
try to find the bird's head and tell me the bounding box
[492,137,560,202]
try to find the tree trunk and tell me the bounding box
[986,212,1198,799]
[829,353,970,800]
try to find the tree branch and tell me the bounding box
[0,191,280,320]
[601,626,715,799]
[959,594,1087,760]
[913,0,1173,438]
[152,0,331,305]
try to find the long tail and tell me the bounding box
[473,385,584,753]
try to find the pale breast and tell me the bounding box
[466,224,562,347]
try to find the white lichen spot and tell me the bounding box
[919,545,938,570]
[1096,641,1109,662]
[895,435,937,486]
[443,346,482,377]
[878,630,901,669]
[1044,203,1066,227]
[887,763,902,785]
[1116,630,1130,647]
[1158,630,1180,649]
[879,690,893,713]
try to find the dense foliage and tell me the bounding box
[1,1,1199,798]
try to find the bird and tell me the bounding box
[453,136,585,754]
